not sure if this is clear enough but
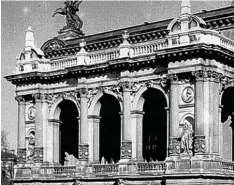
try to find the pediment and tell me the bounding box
[41,39,66,53]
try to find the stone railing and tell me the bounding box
[92,164,119,174]
[132,41,168,57]
[89,50,120,64]
[222,161,234,172]
[50,57,78,70]
[53,166,76,176]
[137,161,166,173]
[15,29,234,74]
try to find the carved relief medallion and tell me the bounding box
[181,87,194,103]
[28,106,36,120]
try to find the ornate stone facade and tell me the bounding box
[5,2,234,185]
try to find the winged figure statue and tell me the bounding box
[53,0,83,32]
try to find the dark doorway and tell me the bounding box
[142,88,167,161]
[99,94,121,163]
[221,87,234,161]
[58,100,79,165]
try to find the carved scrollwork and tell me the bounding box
[168,138,180,156]
[116,179,126,185]
[17,148,26,163]
[78,144,89,161]
[168,74,179,83]
[33,147,43,163]
[192,70,222,82]
[121,141,132,159]
[33,93,46,102]
[15,96,25,103]
[194,135,205,154]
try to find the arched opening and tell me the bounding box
[142,88,167,161]
[58,100,79,165]
[99,94,121,163]
[221,87,234,161]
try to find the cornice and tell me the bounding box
[42,6,234,59]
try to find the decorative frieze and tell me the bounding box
[194,135,206,154]
[168,138,180,156]
[17,148,26,163]
[78,144,89,161]
[121,141,132,159]
[33,147,43,163]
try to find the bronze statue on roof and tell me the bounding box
[53,0,83,33]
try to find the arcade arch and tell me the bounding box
[133,87,168,161]
[221,87,234,161]
[55,99,79,164]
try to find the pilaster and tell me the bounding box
[168,74,180,156]
[78,88,89,162]
[120,82,133,160]
[15,95,26,150]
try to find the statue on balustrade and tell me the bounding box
[53,0,83,34]
[179,120,194,155]
[64,152,78,165]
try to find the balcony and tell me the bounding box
[14,159,234,180]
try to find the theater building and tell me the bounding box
[5,1,234,184]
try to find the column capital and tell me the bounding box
[192,70,221,82]
[15,95,25,104]
[77,88,89,98]
[33,93,46,102]
[168,74,179,83]
[119,81,133,92]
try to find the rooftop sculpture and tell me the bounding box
[53,0,84,36]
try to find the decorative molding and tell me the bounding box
[192,70,222,82]
[181,86,194,103]
[78,144,89,161]
[178,103,195,109]
[27,106,36,120]
[116,178,126,185]
[15,96,25,103]
[17,148,26,163]
[121,141,132,159]
[194,135,206,154]
[33,147,43,163]
[168,138,180,156]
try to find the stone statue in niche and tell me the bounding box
[180,120,194,155]
[27,132,35,161]
[64,152,78,165]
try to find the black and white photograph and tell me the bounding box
[1,0,234,184]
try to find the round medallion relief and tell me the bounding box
[28,106,36,120]
[181,87,194,103]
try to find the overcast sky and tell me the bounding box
[1,0,232,150]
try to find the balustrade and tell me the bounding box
[92,164,119,174]
[222,161,234,172]
[137,162,166,173]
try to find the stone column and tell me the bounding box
[78,88,89,161]
[212,73,221,154]
[15,96,27,164]
[121,82,132,160]
[15,96,26,149]
[168,74,180,156]
[88,115,101,162]
[131,110,144,160]
[33,93,44,163]
[48,119,61,164]
[193,71,206,155]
